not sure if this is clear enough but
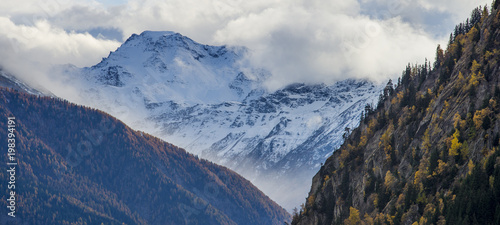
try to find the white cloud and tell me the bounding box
[0,0,492,91]
[0,16,120,99]
[213,4,440,89]
[417,0,490,14]
[0,18,119,66]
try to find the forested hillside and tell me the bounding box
[0,89,290,225]
[294,2,500,225]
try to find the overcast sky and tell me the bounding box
[0,0,492,90]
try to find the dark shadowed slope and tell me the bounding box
[0,88,290,225]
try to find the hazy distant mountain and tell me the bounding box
[0,88,290,224]
[0,68,44,95]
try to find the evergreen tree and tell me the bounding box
[434,45,444,69]
[471,7,482,26]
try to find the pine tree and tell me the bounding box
[454,25,460,38]
[471,7,482,26]
[434,45,444,69]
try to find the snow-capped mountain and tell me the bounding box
[84,31,264,103]
[59,31,381,210]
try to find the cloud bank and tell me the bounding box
[0,0,492,91]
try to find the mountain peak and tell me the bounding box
[139,30,178,38]
[83,30,264,105]
[125,30,179,42]
[121,30,196,52]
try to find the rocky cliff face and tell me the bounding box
[294,4,500,225]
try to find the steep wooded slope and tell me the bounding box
[294,3,500,225]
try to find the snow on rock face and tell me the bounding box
[64,31,381,210]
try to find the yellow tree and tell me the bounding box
[449,129,461,157]
[379,123,395,161]
[344,207,361,225]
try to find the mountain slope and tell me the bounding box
[57,31,381,209]
[0,68,45,95]
[0,88,290,224]
[293,4,500,225]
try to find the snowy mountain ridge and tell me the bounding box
[60,31,382,210]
